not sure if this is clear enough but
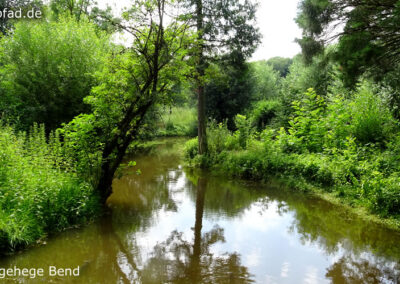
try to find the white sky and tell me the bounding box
[252,0,302,61]
[97,0,303,61]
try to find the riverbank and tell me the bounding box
[185,142,400,230]
[184,93,400,231]
[2,137,399,283]
[156,107,197,137]
[0,124,100,254]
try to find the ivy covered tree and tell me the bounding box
[182,0,261,154]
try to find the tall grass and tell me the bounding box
[158,107,197,137]
[0,123,99,252]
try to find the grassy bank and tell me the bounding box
[185,87,400,229]
[157,107,197,137]
[0,124,100,253]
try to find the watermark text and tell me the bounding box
[0,8,42,19]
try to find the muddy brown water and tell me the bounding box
[1,138,400,283]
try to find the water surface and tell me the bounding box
[1,138,400,283]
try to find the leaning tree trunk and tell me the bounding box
[97,99,153,204]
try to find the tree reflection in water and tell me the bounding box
[1,140,400,283]
[140,177,254,283]
[326,254,400,284]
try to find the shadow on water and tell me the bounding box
[0,138,399,283]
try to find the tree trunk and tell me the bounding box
[97,99,153,204]
[197,84,207,155]
[195,0,208,155]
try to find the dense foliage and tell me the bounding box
[266,57,293,77]
[205,58,253,129]
[0,16,110,130]
[186,84,400,225]
[296,0,400,87]
[0,124,99,252]
[1,0,400,256]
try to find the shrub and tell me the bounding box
[350,84,396,145]
[184,138,199,160]
[0,16,110,131]
[208,120,234,154]
[250,99,282,131]
[0,123,100,252]
[234,114,251,149]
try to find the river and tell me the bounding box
[1,138,400,283]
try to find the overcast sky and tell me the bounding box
[252,0,302,61]
[98,0,303,61]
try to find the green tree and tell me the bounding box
[266,56,293,77]
[183,0,261,154]
[204,55,253,129]
[296,0,400,86]
[62,0,192,202]
[49,0,119,33]
[249,60,281,100]
[0,16,110,130]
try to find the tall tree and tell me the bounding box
[296,0,400,86]
[49,0,119,33]
[183,0,260,154]
[63,0,192,202]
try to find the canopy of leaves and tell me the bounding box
[249,60,281,100]
[49,0,120,33]
[296,0,400,86]
[183,0,261,60]
[266,56,293,77]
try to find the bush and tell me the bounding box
[234,114,251,149]
[208,120,236,154]
[350,84,396,145]
[280,88,327,153]
[0,123,100,252]
[184,138,199,160]
[0,16,110,130]
[249,100,282,131]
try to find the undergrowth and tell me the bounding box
[0,123,100,253]
[185,84,400,226]
[158,107,197,137]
